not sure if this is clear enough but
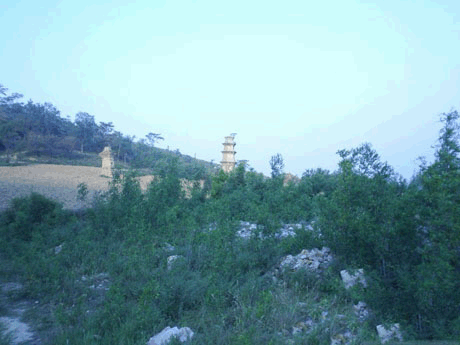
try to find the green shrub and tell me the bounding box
[2,192,63,240]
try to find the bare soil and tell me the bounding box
[0,164,155,212]
[0,282,40,345]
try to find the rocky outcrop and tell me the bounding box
[376,323,403,343]
[340,269,367,289]
[353,301,369,322]
[280,247,333,272]
[147,326,194,345]
[237,221,314,240]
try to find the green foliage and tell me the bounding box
[318,114,460,339]
[145,158,185,229]
[1,193,63,241]
[269,153,284,178]
[0,83,211,178]
[2,90,460,342]
[405,110,460,338]
[319,143,402,268]
[77,182,89,202]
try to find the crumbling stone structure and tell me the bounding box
[221,135,236,173]
[99,146,114,177]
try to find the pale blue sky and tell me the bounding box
[1,0,459,179]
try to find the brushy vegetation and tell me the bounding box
[0,83,213,178]
[1,84,460,343]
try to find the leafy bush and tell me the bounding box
[2,192,63,240]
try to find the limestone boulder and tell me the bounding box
[237,221,260,239]
[376,323,403,344]
[147,326,194,345]
[167,255,184,270]
[236,221,314,240]
[280,247,333,272]
[340,269,367,289]
[353,301,369,321]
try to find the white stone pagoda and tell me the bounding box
[221,135,236,173]
[99,146,114,177]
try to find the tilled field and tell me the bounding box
[0,164,112,211]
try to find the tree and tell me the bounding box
[410,110,460,337]
[269,153,284,178]
[145,132,164,147]
[97,121,115,148]
[0,85,25,159]
[75,112,98,153]
[0,120,23,161]
[319,143,401,268]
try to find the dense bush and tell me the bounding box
[2,95,460,342]
[318,111,460,339]
[1,192,64,241]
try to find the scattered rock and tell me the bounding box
[167,255,184,270]
[280,247,333,272]
[236,221,261,239]
[80,272,110,291]
[54,243,64,255]
[236,221,314,240]
[147,326,194,345]
[376,323,403,344]
[353,301,369,321]
[330,330,353,345]
[163,243,175,252]
[340,269,367,289]
[274,224,301,239]
[292,318,315,335]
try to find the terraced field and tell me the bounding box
[0,164,129,212]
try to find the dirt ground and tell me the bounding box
[0,164,111,212]
[0,164,156,212]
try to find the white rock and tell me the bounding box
[353,301,369,321]
[376,323,403,343]
[280,247,333,272]
[147,326,194,345]
[340,269,367,289]
[54,243,63,254]
[330,330,353,345]
[280,255,295,269]
[167,255,184,270]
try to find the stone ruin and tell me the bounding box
[221,135,236,173]
[99,146,114,177]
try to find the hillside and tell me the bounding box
[0,83,215,181]
[1,83,459,344]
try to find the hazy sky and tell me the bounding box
[1,0,459,179]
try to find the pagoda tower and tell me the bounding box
[221,135,236,173]
[99,146,114,177]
